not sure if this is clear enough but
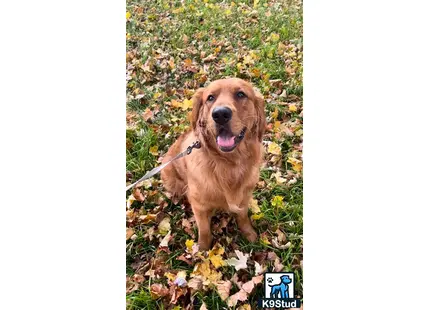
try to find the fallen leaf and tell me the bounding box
[188,277,203,290]
[126,228,134,241]
[209,254,226,269]
[226,250,249,271]
[251,213,263,220]
[273,171,287,184]
[142,108,153,122]
[181,99,193,111]
[227,289,248,307]
[158,217,171,236]
[287,157,303,172]
[185,239,194,251]
[238,304,251,310]
[159,231,171,247]
[249,199,260,213]
[132,188,145,202]
[215,280,232,301]
[289,104,298,112]
[149,145,158,156]
[200,302,208,310]
[254,262,267,275]
[126,11,131,20]
[150,283,169,299]
[267,141,281,155]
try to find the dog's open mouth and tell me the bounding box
[216,127,246,152]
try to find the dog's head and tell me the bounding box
[191,78,266,153]
[280,275,292,284]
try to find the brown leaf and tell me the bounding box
[227,289,248,308]
[150,283,169,299]
[142,108,153,122]
[132,187,145,202]
[126,228,134,241]
[187,277,203,290]
[215,280,232,301]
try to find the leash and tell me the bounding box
[125,140,201,192]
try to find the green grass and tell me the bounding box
[126,0,303,309]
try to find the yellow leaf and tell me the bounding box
[208,244,225,256]
[225,9,232,15]
[271,195,284,208]
[153,92,161,99]
[253,0,260,8]
[250,68,261,78]
[261,235,271,245]
[287,157,302,172]
[271,108,279,120]
[249,199,261,214]
[171,99,181,108]
[289,104,298,112]
[126,11,131,20]
[149,146,158,156]
[267,142,281,155]
[270,33,280,42]
[185,239,194,251]
[210,255,226,269]
[251,213,263,220]
[182,99,193,111]
[273,121,281,132]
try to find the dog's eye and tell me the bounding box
[237,91,246,98]
[207,95,215,102]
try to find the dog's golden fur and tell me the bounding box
[161,78,266,250]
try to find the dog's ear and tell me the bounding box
[252,90,266,141]
[191,88,204,131]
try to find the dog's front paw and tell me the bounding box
[243,228,258,243]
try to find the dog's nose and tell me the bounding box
[212,106,232,125]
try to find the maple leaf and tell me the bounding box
[215,280,232,301]
[226,250,249,271]
[267,141,281,155]
[181,99,193,111]
[209,254,226,269]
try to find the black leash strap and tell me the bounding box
[125,141,201,192]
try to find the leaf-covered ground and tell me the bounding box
[126,1,303,309]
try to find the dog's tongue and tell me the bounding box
[217,135,235,147]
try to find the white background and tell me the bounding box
[1,0,430,309]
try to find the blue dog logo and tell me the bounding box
[268,275,292,299]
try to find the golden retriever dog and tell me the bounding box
[161,78,266,250]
